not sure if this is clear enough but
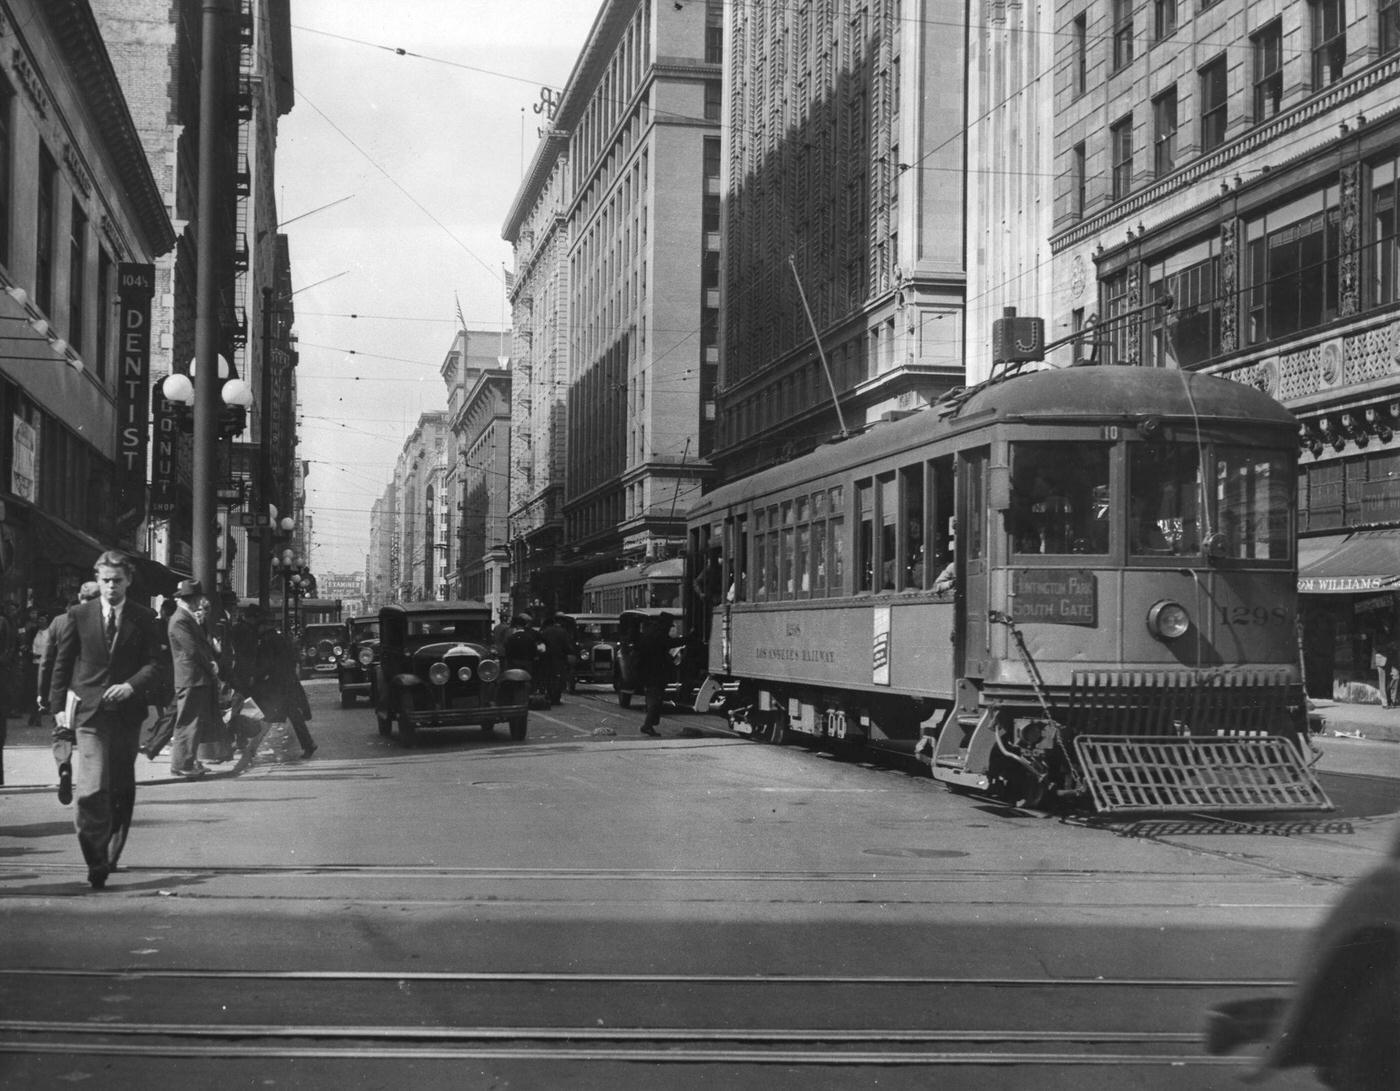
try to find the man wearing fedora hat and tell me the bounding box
[49,550,161,890]
[167,578,220,779]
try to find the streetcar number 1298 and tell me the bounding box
[1216,605,1289,626]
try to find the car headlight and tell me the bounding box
[428,662,450,686]
[358,646,375,666]
[477,658,501,682]
[333,644,344,657]
[1147,599,1191,640]
[457,664,474,682]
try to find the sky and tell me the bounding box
[276,1,600,575]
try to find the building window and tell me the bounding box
[1200,56,1228,152]
[1145,238,1224,366]
[36,146,56,314]
[1153,87,1177,177]
[1383,0,1400,55]
[1370,156,1399,307]
[705,1,723,63]
[68,200,86,357]
[1110,115,1133,201]
[1252,20,1284,122]
[1310,0,1347,88]
[95,247,111,382]
[1153,0,1177,40]
[1244,184,1341,344]
[0,75,11,265]
[1112,0,1134,70]
[1072,14,1087,97]
[1071,141,1086,217]
[704,80,721,121]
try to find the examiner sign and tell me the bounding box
[1010,569,1097,626]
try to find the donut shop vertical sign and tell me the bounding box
[116,263,155,531]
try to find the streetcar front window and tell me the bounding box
[1216,447,1292,560]
[1008,442,1112,555]
[1129,443,1201,556]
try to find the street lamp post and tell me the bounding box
[192,0,229,613]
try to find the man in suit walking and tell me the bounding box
[167,579,219,778]
[50,550,161,890]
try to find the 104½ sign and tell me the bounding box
[1010,569,1097,627]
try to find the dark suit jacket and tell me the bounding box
[49,598,160,730]
[37,612,71,711]
[168,607,218,690]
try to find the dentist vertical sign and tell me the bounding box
[116,263,155,531]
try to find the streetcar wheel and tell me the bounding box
[509,716,528,741]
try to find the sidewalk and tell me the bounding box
[1308,697,1400,744]
[0,717,301,794]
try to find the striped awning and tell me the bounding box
[1297,530,1400,594]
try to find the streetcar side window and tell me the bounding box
[857,479,875,592]
[1216,447,1292,560]
[829,486,845,591]
[754,508,768,599]
[964,450,987,560]
[812,490,828,596]
[766,505,780,598]
[782,501,796,596]
[879,473,898,589]
[731,514,748,601]
[1129,443,1201,556]
[901,463,925,589]
[795,494,811,595]
[1008,442,1112,555]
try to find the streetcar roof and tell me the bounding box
[581,556,684,590]
[689,366,1295,520]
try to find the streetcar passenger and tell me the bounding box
[931,554,956,596]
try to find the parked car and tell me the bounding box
[299,622,346,680]
[337,615,380,707]
[372,601,532,746]
[613,607,706,709]
[556,613,620,690]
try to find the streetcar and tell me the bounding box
[580,557,683,615]
[684,365,1332,814]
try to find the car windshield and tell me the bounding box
[578,622,618,640]
[349,620,379,641]
[406,616,492,642]
[302,626,342,643]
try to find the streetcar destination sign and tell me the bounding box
[1010,568,1097,626]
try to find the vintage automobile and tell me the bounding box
[556,613,621,690]
[372,601,532,746]
[299,622,346,680]
[337,615,380,707]
[612,607,705,709]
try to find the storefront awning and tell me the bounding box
[1297,530,1400,594]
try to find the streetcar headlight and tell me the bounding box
[428,662,450,686]
[1147,599,1191,640]
[478,658,501,683]
[457,664,474,682]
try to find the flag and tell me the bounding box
[454,292,466,331]
[503,266,516,291]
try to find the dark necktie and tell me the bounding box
[106,608,117,648]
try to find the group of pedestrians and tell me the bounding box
[46,550,315,890]
[496,612,575,706]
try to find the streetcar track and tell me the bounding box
[0,967,1293,986]
[0,1039,1257,1067]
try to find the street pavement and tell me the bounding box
[1,680,1394,1088]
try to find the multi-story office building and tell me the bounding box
[94,0,295,595]
[714,0,969,479]
[0,0,176,610]
[365,488,396,611]
[1048,0,1400,698]
[449,345,512,616]
[504,0,721,614]
[390,412,448,603]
